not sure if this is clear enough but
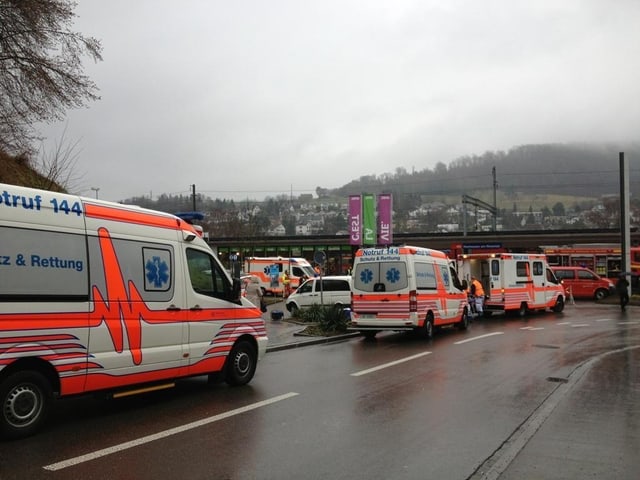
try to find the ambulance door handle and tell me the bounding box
[167,305,181,311]
[190,305,202,311]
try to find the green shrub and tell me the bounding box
[295,304,349,334]
[318,305,349,333]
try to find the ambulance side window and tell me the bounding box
[415,262,437,290]
[439,265,450,288]
[491,260,500,276]
[0,227,88,302]
[516,261,529,277]
[186,248,230,300]
[533,261,544,276]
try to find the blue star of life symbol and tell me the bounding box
[386,267,401,283]
[360,268,373,284]
[146,256,169,288]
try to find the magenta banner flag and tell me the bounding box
[348,195,362,246]
[377,193,393,245]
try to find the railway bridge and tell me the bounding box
[208,228,639,275]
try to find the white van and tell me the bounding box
[350,246,469,339]
[0,183,268,439]
[285,275,352,314]
[457,252,565,316]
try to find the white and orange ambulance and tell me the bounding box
[457,252,565,316]
[0,183,268,439]
[243,256,315,296]
[350,246,469,339]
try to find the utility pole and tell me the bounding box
[462,194,497,236]
[492,166,498,231]
[620,153,631,295]
[191,184,196,211]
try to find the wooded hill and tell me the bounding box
[0,150,63,192]
[326,143,639,203]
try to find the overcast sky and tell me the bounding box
[39,0,640,202]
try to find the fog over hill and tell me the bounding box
[324,143,639,201]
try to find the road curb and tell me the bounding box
[266,332,361,353]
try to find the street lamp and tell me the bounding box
[90,187,100,199]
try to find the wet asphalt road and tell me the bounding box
[1,302,638,479]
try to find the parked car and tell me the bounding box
[550,266,615,300]
[285,275,352,314]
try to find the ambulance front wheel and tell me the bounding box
[458,310,469,330]
[224,340,257,386]
[0,370,52,439]
[553,296,565,313]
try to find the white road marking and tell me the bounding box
[43,392,299,471]
[618,321,640,325]
[596,318,612,322]
[571,324,590,327]
[556,322,572,325]
[454,332,504,345]
[350,352,431,377]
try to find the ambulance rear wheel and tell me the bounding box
[518,303,528,317]
[420,314,434,339]
[224,340,257,386]
[0,370,52,439]
[362,331,378,340]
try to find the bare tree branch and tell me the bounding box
[0,0,102,155]
[32,125,84,192]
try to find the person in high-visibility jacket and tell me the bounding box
[470,276,485,316]
[281,270,291,297]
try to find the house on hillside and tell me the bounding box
[268,224,286,236]
[295,223,312,235]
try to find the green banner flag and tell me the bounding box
[362,193,376,245]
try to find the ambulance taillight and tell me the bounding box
[409,290,417,312]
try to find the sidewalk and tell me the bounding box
[262,298,358,352]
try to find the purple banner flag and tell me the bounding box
[377,193,393,245]
[348,195,362,246]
